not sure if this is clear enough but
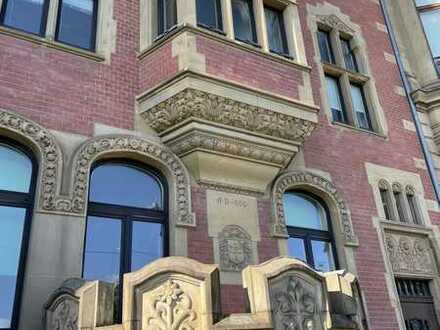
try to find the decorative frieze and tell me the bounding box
[141,89,316,143]
[385,232,437,275]
[271,171,357,245]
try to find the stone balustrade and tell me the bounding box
[43,257,362,330]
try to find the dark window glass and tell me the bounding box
[380,188,392,220]
[341,38,358,72]
[325,75,346,123]
[196,0,223,31]
[83,161,167,322]
[407,193,421,224]
[317,29,334,64]
[394,191,407,222]
[89,164,163,210]
[284,192,337,272]
[55,0,98,51]
[0,0,49,35]
[350,84,372,130]
[0,142,35,330]
[231,0,257,45]
[157,0,177,36]
[264,6,288,55]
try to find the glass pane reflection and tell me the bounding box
[284,193,328,231]
[83,216,121,283]
[287,237,307,263]
[0,206,26,328]
[90,164,163,210]
[131,222,163,271]
[311,240,335,272]
[2,0,47,35]
[232,0,257,43]
[420,8,440,58]
[0,144,32,193]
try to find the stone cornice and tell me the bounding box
[140,88,317,144]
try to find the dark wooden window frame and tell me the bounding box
[0,0,51,36]
[55,0,99,51]
[264,4,289,57]
[157,0,178,39]
[340,37,359,72]
[0,137,38,330]
[350,81,372,131]
[285,191,339,271]
[82,159,169,321]
[196,0,224,34]
[414,0,440,76]
[317,28,335,64]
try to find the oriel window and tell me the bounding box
[231,0,257,45]
[55,0,98,51]
[0,0,49,36]
[157,0,177,36]
[196,0,223,32]
[264,6,288,56]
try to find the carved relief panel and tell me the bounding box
[45,296,79,330]
[219,225,254,272]
[269,274,324,330]
[385,232,437,275]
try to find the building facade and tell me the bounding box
[0,0,439,329]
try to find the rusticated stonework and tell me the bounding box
[0,109,63,213]
[272,171,357,245]
[316,14,355,35]
[270,276,321,330]
[141,89,316,143]
[168,131,293,167]
[219,225,254,272]
[385,232,437,275]
[144,280,197,330]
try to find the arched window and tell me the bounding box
[82,160,167,312]
[0,140,37,330]
[283,191,337,272]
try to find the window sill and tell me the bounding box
[138,24,311,73]
[0,25,105,62]
[323,62,369,83]
[332,121,386,138]
[379,218,430,234]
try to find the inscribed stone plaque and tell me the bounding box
[207,190,260,240]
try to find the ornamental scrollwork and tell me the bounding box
[270,276,320,330]
[0,109,63,213]
[145,280,197,330]
[271,171,357,245]
[385,233,437,275]
[219,225,254,272]
[141,89,316,143]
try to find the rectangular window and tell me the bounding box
[196,0,223,32]
[341,38,358,72]
[325,75,346,123]
[157,0,177,36]
[317,29,335,64]
[55,0,98,51]
[380,189,392,220]
[231,0,257,45]
[264,6,288,56]
[350,84,372,130]
[0,0,49,36]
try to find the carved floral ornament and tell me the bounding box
[0,110,195,225]
[272,171,358,245]
[140,89,317,143]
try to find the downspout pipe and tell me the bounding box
[380,0,440,204]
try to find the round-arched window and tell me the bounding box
[0,141,37,330]
[283,191,337,272]
[82,160,167,298]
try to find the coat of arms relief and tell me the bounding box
[218,225,254,272]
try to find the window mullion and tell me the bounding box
[340,73,355,125]
[304,236,315,268]
[45,0,59,40]
[253,0,267,51]
[221,0,234,39]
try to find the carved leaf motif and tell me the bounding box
[146,280,197,330]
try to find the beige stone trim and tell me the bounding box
[394,85,406,97]
[376,22,388,33]
[271,170,358,245]
[306,2,389,136]
[171,31,206,72]
[414,157,428,170]
[384,51,397,64]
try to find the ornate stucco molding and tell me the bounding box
[46,135,196,226]
[0,109,63,213]
[271,171,358,245]
[168,131,293,167]
[316,14,355,35]
[140,89,316,143]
